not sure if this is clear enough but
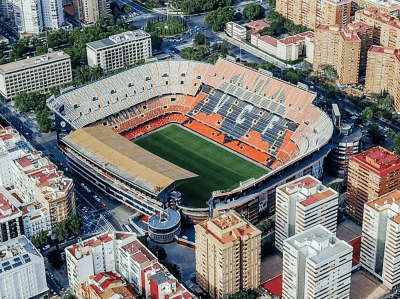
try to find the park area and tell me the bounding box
[134,125,268,207]
[145,17,188,36]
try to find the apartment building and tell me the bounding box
[361,190,400,289]
[195,211,261,299]
[0,0,64,34]
[347,146,400,224]
[313,22,373,84]
[365,46,400,112]
[282,225,353,299]
[21,201,51,239]
[66,231,196,299]
[225,22,247,40]
[0,51,72,100]
[355,8,400,48]
[86,30,151,73]
[78,271,137,299]
[276,0,352,29]
[0,125,34,188]
[275,175,339,252]
[0,192,24,243]
[0,235,48,298]
[12,151,75,228]
[73,0,110,24]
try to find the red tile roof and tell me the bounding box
[259,35,277,46]
[16,156,32,167]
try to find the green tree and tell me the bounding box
[180,47,202,61]
[269,0,276,6]
[66,214,83,235]
[243,3,265,21]
[150,245,167,260]
[194,33,208,46]
[394,134,400,155]
[54,221,68,242]
[282,69,299,85]
[230,289,257,299]
[31,230,48,248]
[234,11,242,21]
[64,293,75,299]
[47,33,61,49]
[362,107,373,123]
[324,65,337,80]
[160,260,181,281]
[124,5,131,13]
[205,6,235,32]
[367,122,385,144]
[151,34,163,50]
[138,236,149,247]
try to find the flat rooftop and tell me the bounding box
[87,30,150,50]
[350,146,400,175]
[366,190,400,223]
[278,175,337,207]
[0,51,69,74]
[284,225,352,265]
[62,127,197,195]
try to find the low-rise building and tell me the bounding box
[275,175,339,252]
[313,22,373,84]
[365,46,400,113]
[0,235,48,298]
[246,20,270,37]
[78,271,137,299]
[21,201,51,239]
[86,30,151,73]
[225,22,247,40]
[361,190,400,289]
[282,225,353,299]
[12,151,75,228]
[251,31,314,62]
[0,50,72,100]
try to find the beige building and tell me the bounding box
[361,190,400,290]
[275,175,339,252]
[73,0,110,24]
[355,8,400,49]
[225,22,247,40]
[276,0,352,29]
[86,30,152,73]
[365,46,400,112]
[0,51,72,100]
[12,151,75,229]
[313,22,373,84]
[195,211,261,299]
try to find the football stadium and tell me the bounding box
[48,58,333,224]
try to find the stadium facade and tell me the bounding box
[48,58,333,224]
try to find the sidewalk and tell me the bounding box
[216,32,288,69]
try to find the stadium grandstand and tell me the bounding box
[49,58,333,224]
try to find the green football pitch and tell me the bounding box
[134,125,268,208]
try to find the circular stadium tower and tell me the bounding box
[148,209,181,243]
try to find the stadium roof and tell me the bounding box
[61,127,197,195]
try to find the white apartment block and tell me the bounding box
[282,225,353,299]
[225,22,247,40]
[21,201,51,238]
[0,0,64,34]
[65,231,137,293]
[0,50,72,100]
[72,0,110,24]
[0,125,33,188]
[86,30,151,73]
[0,235,48,298]
[361,190,400,289]
[275,175,339,252]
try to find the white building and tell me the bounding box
[0,0,64,34]
[86,30,152,73]
[361,190,400,289]
[225,22,247,41]
[0,125,33,188]
[0,50,72,100]
[275,175,339,252]
[282,225,353,299]
[65,231,137,293]
[21,201,51,238]
[0,235,48,298]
